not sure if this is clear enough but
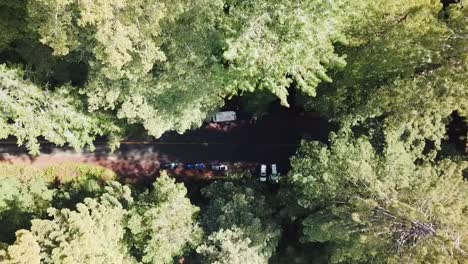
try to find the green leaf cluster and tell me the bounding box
[289,131,468,263]
[126,172,202,264]
[0,166,201,264]
[199,181,281,262]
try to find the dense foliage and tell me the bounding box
[196,227,266,264]
[0,0,466,263]
[5,0,464,152]
[303,0,467,159]
[199,181,281,262]
[126,174,201,264]
[0,166,201,263]
[289,132,468,263]
[283,1,468,262]
[0,165,280,263]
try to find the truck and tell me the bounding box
[212,111,237,123]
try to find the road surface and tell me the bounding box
[0,110,334,182]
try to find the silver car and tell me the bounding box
[259,164,267,182]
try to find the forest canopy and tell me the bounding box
[1,0,464,154]
[0,0,466,263]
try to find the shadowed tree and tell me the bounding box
[200,180,281,262]
[0,173,53,243]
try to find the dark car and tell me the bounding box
[160,162,180,170]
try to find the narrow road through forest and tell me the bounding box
[0,108,334,182]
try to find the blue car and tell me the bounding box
[185,163,195,169]
[195,163,206,170]
[185,163,206,170]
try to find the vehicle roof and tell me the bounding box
[215,111,236,115]
[213,111,236,121]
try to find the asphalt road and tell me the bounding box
[0,110,334,181]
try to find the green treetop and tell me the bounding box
[200,181,281,261]
[0,166,204,263]
[1,0,411,150]
[126,172,201,264]
[0,65,121,154]
[303,0,467,159]
[288,131,468,263]
[196,227,266,264]
[0,230,41,264]
[29,182,134,264]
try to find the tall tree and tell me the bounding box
[0,172,53,243]
[196,227,266,264]
[126,172,201,264]
[27,182,134,264]
[1,0,395,150]
[200,181,281,261]
[0,167,204,263]
[0,230,41,264]
[0,163,118,243]
[0,65,121,154]
[4,0,463,153]
[303,0,467,158]
[288,131,468,263]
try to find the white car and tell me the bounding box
[212,111,237,122]
[259,164,267,182]
[211,164,228,171]
[161,162,180,170]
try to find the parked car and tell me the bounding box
[195,163,206,170]
[212,111,237,122]
[186,163,206,170]
[185,163,196,169]
[270,164,280,183]
[161,162,180,170]
[259,164,267,182]
[210,164,228,171]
